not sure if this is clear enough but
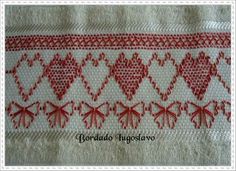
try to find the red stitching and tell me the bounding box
[149,101,181,129]
[6,100,229,129]
[43,101,74,128]
[214,52,231,94]
[44,53,80,100]
[147,53,179,101]
[6,101,40,128]
[6,53,45,102]
[221,100,231,122]
[185,101,218,128]
[114,102,145,129]
[6,52,231,102]
[112,53,147,100]
[80,53,111,101]
[179,52,213,100]
[5,33,230,51]
[79,101,110,129]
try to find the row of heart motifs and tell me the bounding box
[6,51,230,102]
[6,100,230,129]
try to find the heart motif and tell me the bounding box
[45,53,79,100]
[79,53,111,101]
[113,53,147,100]
[6,53,45,101]
[179,52,213,100]
[147,53,178,101]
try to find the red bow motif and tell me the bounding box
[43,101,74,128]
[186,101,218,128]
[79,102,109,129]
[114,102,145,129]
[7,101,40,128]
[222,100,231,122]
[149,102,181,129]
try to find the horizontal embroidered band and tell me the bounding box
[6,51,231,102]
[5,32,230,51]
[6,100,230,129]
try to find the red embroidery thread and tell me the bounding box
[79,53,111,101]
[185,101,218,128]
[6,101,40,128]
[44,53,80,100]
[214,52,231,94]
[6,52,231,102]
[179,52,213,100]
[149,101,181,129]
[147,53,179,101]
[112,53,147,100]
[6,33,230,51]
[221,100,231,122]
[43,101,74,128]
[114,102,145,129]
[79,101,110,129]
[6,53,45,101]
[6,101,229,129]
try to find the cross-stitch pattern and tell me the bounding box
[5,33,231,130]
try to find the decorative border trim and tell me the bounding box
[5,51,231,102]
[5,32,231,51]
[6,100,231,129]
[5,21,231,35]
